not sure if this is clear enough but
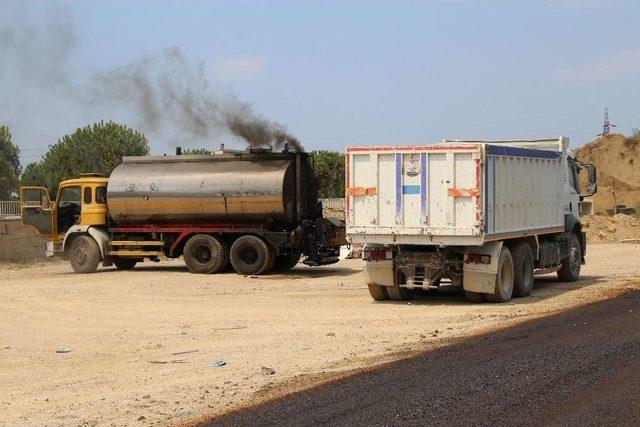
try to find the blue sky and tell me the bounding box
[3,0,640,164]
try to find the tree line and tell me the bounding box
[0,122,345,199]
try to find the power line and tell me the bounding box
[597,107,616,137]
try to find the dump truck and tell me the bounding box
[345,137,597,302]
[20,148,345,274]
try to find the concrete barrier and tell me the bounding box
[0,218,46,261]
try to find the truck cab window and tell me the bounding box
[96,186,107,204]
[84,187,92,204]
[58,186,82,233]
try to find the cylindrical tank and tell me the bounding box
[106,155,297,225]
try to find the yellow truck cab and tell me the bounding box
[21,174,109,261]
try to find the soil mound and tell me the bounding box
[573,134,640,214]
[583,213,640,243]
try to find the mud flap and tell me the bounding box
[364,260,395,287]
[463,241,503,294]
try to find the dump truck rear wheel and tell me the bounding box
[368,284,389,301]
[69,235,100,274]
[230,235,273,275]
[486,246,514,303]
[386,285,412,301]
[113,257,138,270]
[464,291,485,303]
[184,234,228,274]
[511,242,534,297]
[557,233,581,282]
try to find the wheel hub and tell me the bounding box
[195,245,212,263]
[240,246,258,264]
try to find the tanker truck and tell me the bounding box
[345,137,597,303]
[20,148,345,274]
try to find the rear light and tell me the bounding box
[363,250,391,261]
[466,253,491,264]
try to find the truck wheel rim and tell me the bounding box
[195,246,212,264]
[240,246,258,264]
[569,245,580,275]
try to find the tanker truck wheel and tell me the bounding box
[113,257,138,270]
[184,234,229,274]
[272,251,301,272]
[69,235,100,274]
[230,235,273,275]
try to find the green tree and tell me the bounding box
[21,121,149,194]
[311,150,345,198]
[0,126,21,199]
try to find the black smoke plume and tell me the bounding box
[0,2,302,152]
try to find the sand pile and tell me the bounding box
[583,214,640,243]
[574,134,640,215]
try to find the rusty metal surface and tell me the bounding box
[107,156,296,224]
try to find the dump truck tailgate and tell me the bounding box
[346,144,482,237]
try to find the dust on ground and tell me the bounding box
[1,244,640,425]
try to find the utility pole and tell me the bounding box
[611,182,617,216]
[598,107,616,137]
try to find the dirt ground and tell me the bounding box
[1,243,640,425]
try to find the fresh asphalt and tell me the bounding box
[207,290,640,426]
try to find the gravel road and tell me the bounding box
[211,290,640,426]
[0,243,639,425]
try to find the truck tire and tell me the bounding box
[386,285,412,301]
[511,242,534,297]
[272,252,301,272]
[464,291,485,303]
[69,235,100,274]
[557,233,581,282]
[261,247,277,274]
[486,246,514,303]
[368,284,389,301]
[184,234,228,274]
[230,235,273,275]
[113,257,138,270]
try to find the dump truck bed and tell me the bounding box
[346,140,566,246]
